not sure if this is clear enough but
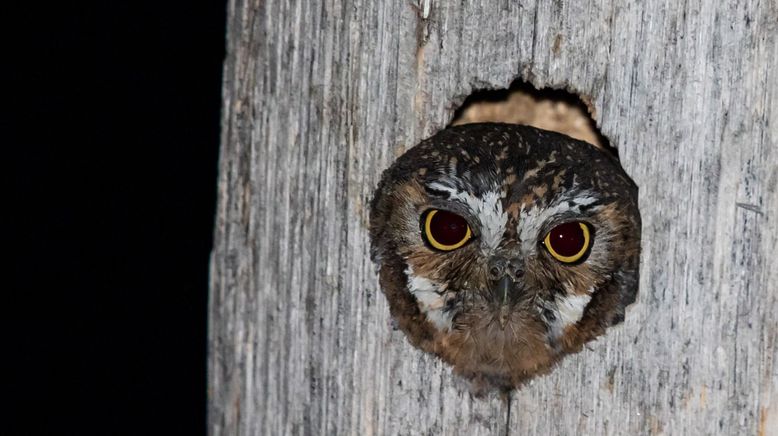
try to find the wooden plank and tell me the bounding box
[209,0,778,434]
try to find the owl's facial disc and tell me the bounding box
[408,179,613,336]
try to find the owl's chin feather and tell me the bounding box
[433,312,562,392]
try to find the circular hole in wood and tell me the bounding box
[450,79,614,155]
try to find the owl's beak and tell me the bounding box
[487,256,525,327]
[494,275,517,329]
[496,275,514,306]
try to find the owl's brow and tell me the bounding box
[423,183,454,198]
[424,179,479,197]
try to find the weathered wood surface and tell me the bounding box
[209,0,778,434]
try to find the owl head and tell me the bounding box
[369,123,641,393]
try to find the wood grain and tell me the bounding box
[209,0,778,434]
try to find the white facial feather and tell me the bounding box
[555,293,591,326]
[427,182,507,251]
[405,266,453,331]
[543,291,593,341]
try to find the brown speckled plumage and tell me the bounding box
[370,123,641,394]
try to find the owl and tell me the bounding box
[369,123,641,393]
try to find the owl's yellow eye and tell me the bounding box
[543,222,591,263]
[422,209,472,251]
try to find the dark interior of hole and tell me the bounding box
[449,79,616,157]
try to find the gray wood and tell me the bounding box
[208,0,778,434]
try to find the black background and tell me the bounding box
[9,1,226,433]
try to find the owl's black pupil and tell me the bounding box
[549,222,585,256]
[430,210,468,245]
